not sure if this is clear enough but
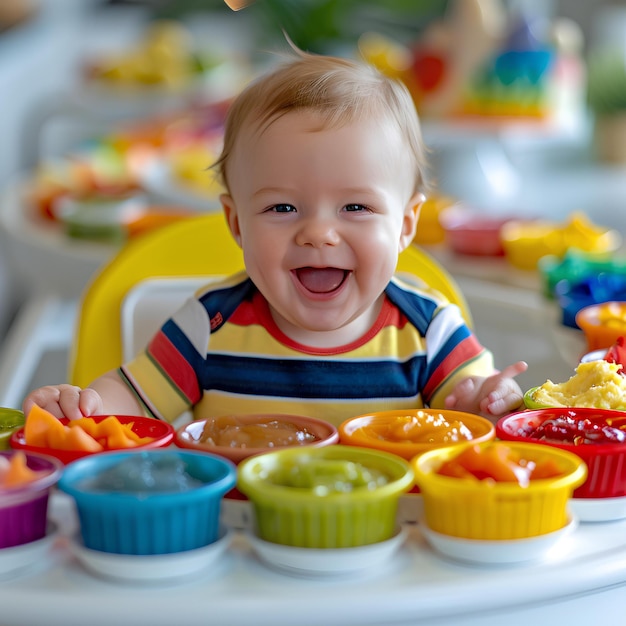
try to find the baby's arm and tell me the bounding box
[22,370,144,420]
[444,361,528,419]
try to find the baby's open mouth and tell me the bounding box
[295,267,349,294]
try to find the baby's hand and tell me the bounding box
[22,384,104,421]
[444,361,528,419]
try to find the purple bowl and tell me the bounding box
[0,451,63,548]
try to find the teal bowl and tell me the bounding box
[59,449,236,555]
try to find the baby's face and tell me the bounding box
[221,110,421,347]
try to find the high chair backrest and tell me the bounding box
[69,212,472,388]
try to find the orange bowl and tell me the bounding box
[338,409,495,461]
[576,301,626,351]
[10,415,175,465]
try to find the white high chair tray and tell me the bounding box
[1,492,625,626]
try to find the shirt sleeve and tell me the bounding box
[422,302,495,408]
[120,296,211,423]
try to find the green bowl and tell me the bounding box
[524,386,626,411]
[523,387,552,409]
[0,409,25,450]
[238,445,414,549]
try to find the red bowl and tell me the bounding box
[496,407,626,499]
[10,415,175,465]
[440,208,515,257]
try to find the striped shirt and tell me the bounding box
[121,271,493,426]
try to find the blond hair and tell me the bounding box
[213,50,429,195]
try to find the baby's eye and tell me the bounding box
[268,204,296,213]
[343,204,370,212]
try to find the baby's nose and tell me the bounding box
[295,217,341,247]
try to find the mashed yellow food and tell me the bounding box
[532,360,626,409]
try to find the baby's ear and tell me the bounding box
[398,193,425,252]
[220,194,242,247]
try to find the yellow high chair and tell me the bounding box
[69,212,472,388]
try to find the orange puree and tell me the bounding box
[364,411,473,444]
[199,416,319,448]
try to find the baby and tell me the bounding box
[24,50,526,426]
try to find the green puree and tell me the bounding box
[0,408,25,450]
[268,459,389,495]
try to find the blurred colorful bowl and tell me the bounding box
[439,207,515,257]
[554,275,626,329]
[0,450,62,549]
[576,301,626,351]
[10,414,175,465]
[237,445,414,548]
[58,448,237,555]
[0,409,25,451]
[539,250,626,300]
[501,213,621,271]
[338,409,495,461]
[412,441,586,540]
[412,195,457,245]
[497,407,626,499]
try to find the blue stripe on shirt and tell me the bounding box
[200,353,425,399]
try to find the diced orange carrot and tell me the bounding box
[3,451,43,487]
[24,405,66,447]
[23,406,155,452]
[64,426,104,453]
[70,417,101,437]
[106,431,139,449]
[46,426,71,450]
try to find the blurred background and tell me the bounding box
[1,0,626,404]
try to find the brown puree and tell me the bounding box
[199,415,320,449]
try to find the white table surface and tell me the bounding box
[2,491,626,626]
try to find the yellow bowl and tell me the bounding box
[501,214,621,271]
[412,441,587,540]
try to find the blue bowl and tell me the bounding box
[59,449,236,555]
[555,274,626,328]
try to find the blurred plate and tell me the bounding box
[140,158,222,213]
[0,521,59,578]
[580,349,609,363]
[420,517,577,566]
[570,496,626,522]
[69,525,232,583]
[247,526,407,577]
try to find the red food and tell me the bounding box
[527,415,626,445]
[604,336,626,375]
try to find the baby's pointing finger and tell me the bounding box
[498,361,528,380]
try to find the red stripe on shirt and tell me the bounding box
[423,335,486,401]
[147,331,202,404]
[230,292,410,356]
